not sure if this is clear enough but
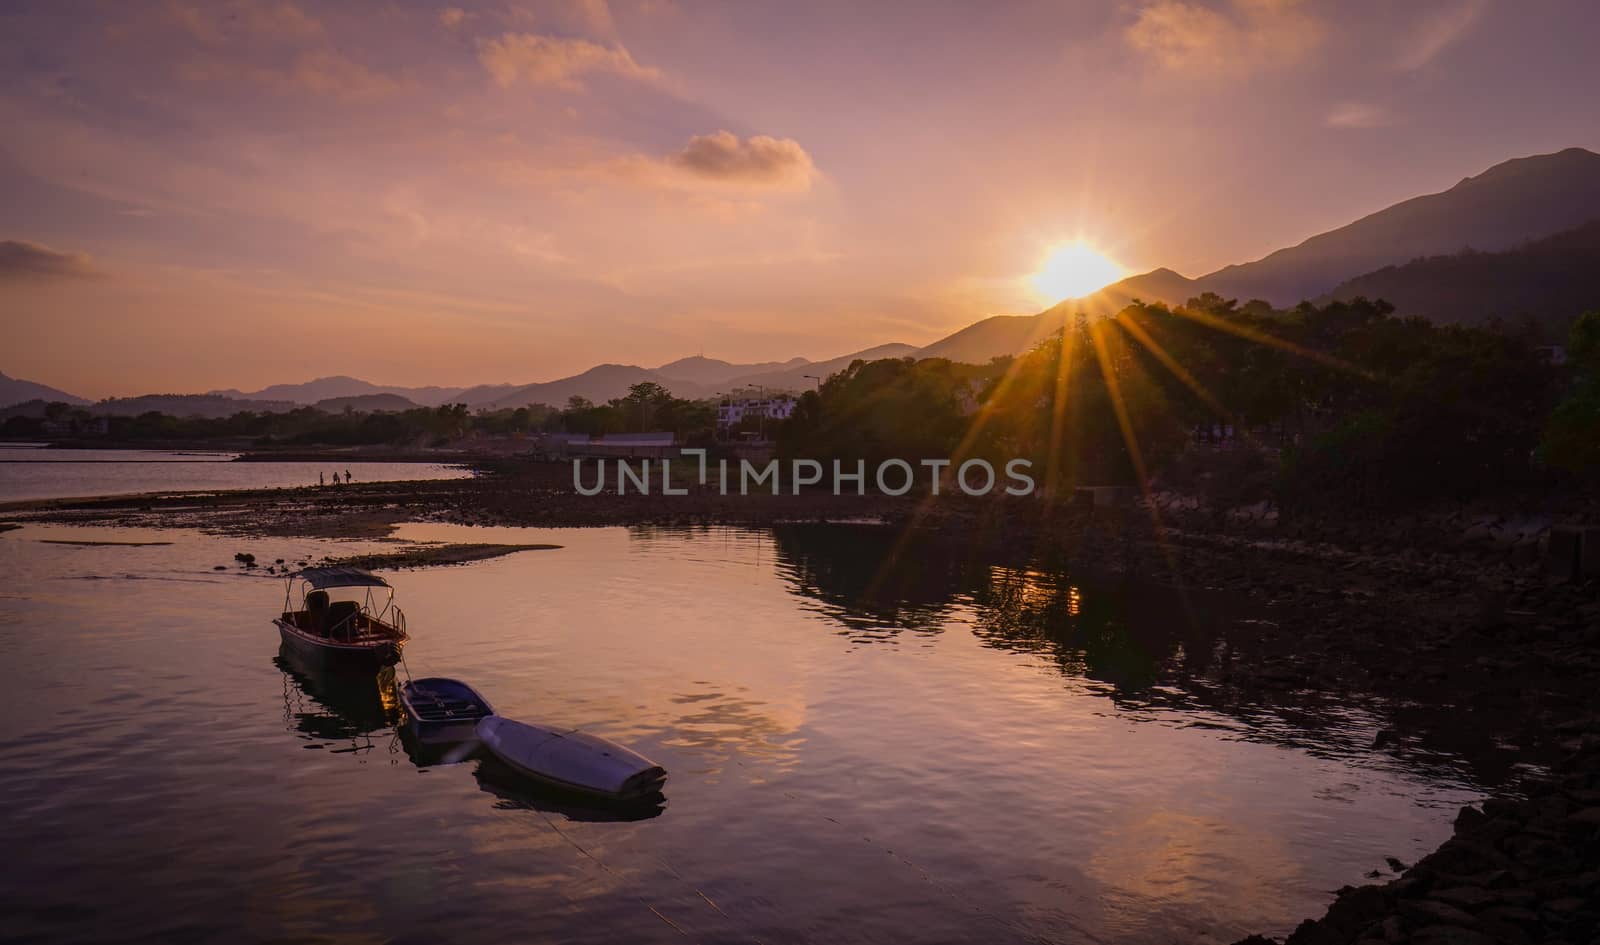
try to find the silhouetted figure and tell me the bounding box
[345,468,353,483]
[331,469,341,485]
[319,472,325,487]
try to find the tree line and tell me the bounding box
[1,382,718,447]
[776,295,1599,510]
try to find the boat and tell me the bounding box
[475,757,666,822]
[274,566,408,671]
[476,715,667,801]
[398,676,494,745]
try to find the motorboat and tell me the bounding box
[274,566,408,671]
[476,715,667,801]
[399,676,494,745]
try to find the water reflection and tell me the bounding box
[770,523,1204,692]
[767,523,1498,786]
[275,649,670,821]
[2,522,1492,945]
[274,645,398,753]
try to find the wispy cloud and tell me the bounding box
[1396,0,1489,71]
[0,240,101,282]
[178,50,404,102]
[1325,102,1398,129]
[166,1,324,44]
[438,6,468,30]
[1124,0,1324,76]
[478,33,658,89]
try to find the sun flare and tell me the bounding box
[1030,242,1126,301]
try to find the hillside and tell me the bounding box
[1321,218,1600,340]
[480,364,711,409]
[917,274,1192,364]
[913,148,1600,363]
[720,344,921,391]
[0,371,88,409]
[1199,147,1600,305]
[654,355,807,387]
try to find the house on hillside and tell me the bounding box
[716,396,796,430]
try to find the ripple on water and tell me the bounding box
[0,522,1488,945]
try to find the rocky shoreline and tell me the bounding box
[1233,733,1600,945]
[3,459,1597,942]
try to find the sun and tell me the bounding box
[1030,242,1126,302]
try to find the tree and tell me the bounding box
[1539,311,1600,479]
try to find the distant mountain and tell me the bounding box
[480,364,712,409]
[720,343,921,392]
[653,355,807,387]
[0,371,88,408]
[314,393,419,413]
[477,344,923,408]
[91,394,297,418]
[1200,147,1600,305]
[1321,218,1600,340]
[211,375,473,407]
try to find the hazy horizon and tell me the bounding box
[5,0,1600,399]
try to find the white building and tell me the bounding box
[716,396,797,429]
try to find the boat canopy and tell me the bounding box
[296,566,391,590]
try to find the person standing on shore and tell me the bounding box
[319,472,325,487]
[345,469,353,483]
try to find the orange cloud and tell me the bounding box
[478,33,658,89]
[1325,102,1398,129]
[1125,0,1323,76]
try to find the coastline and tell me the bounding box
[4,459,1597,942]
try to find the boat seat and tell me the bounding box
[325,600,361,638]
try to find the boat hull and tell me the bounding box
[477,716,667,801]
[275,619,402,672]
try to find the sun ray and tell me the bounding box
[1113,310,1234,422]
[1170,305,1372,380]
[1045,318,1080,499]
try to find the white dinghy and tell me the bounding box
[476,716,667,801]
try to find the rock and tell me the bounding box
[1454,805,1486,833]
[1431,885,1495,910]
[1410,925,1495,945]
[1565,806,1600,827]
[1400,899,1478,928]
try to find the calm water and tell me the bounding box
[0,522,1483,945]
[0,447,472,503]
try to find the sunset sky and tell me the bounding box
[3,0,1598,398]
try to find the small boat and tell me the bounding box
[399,677,494,745]
[274,566,408,671]
[476,715,667,802]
